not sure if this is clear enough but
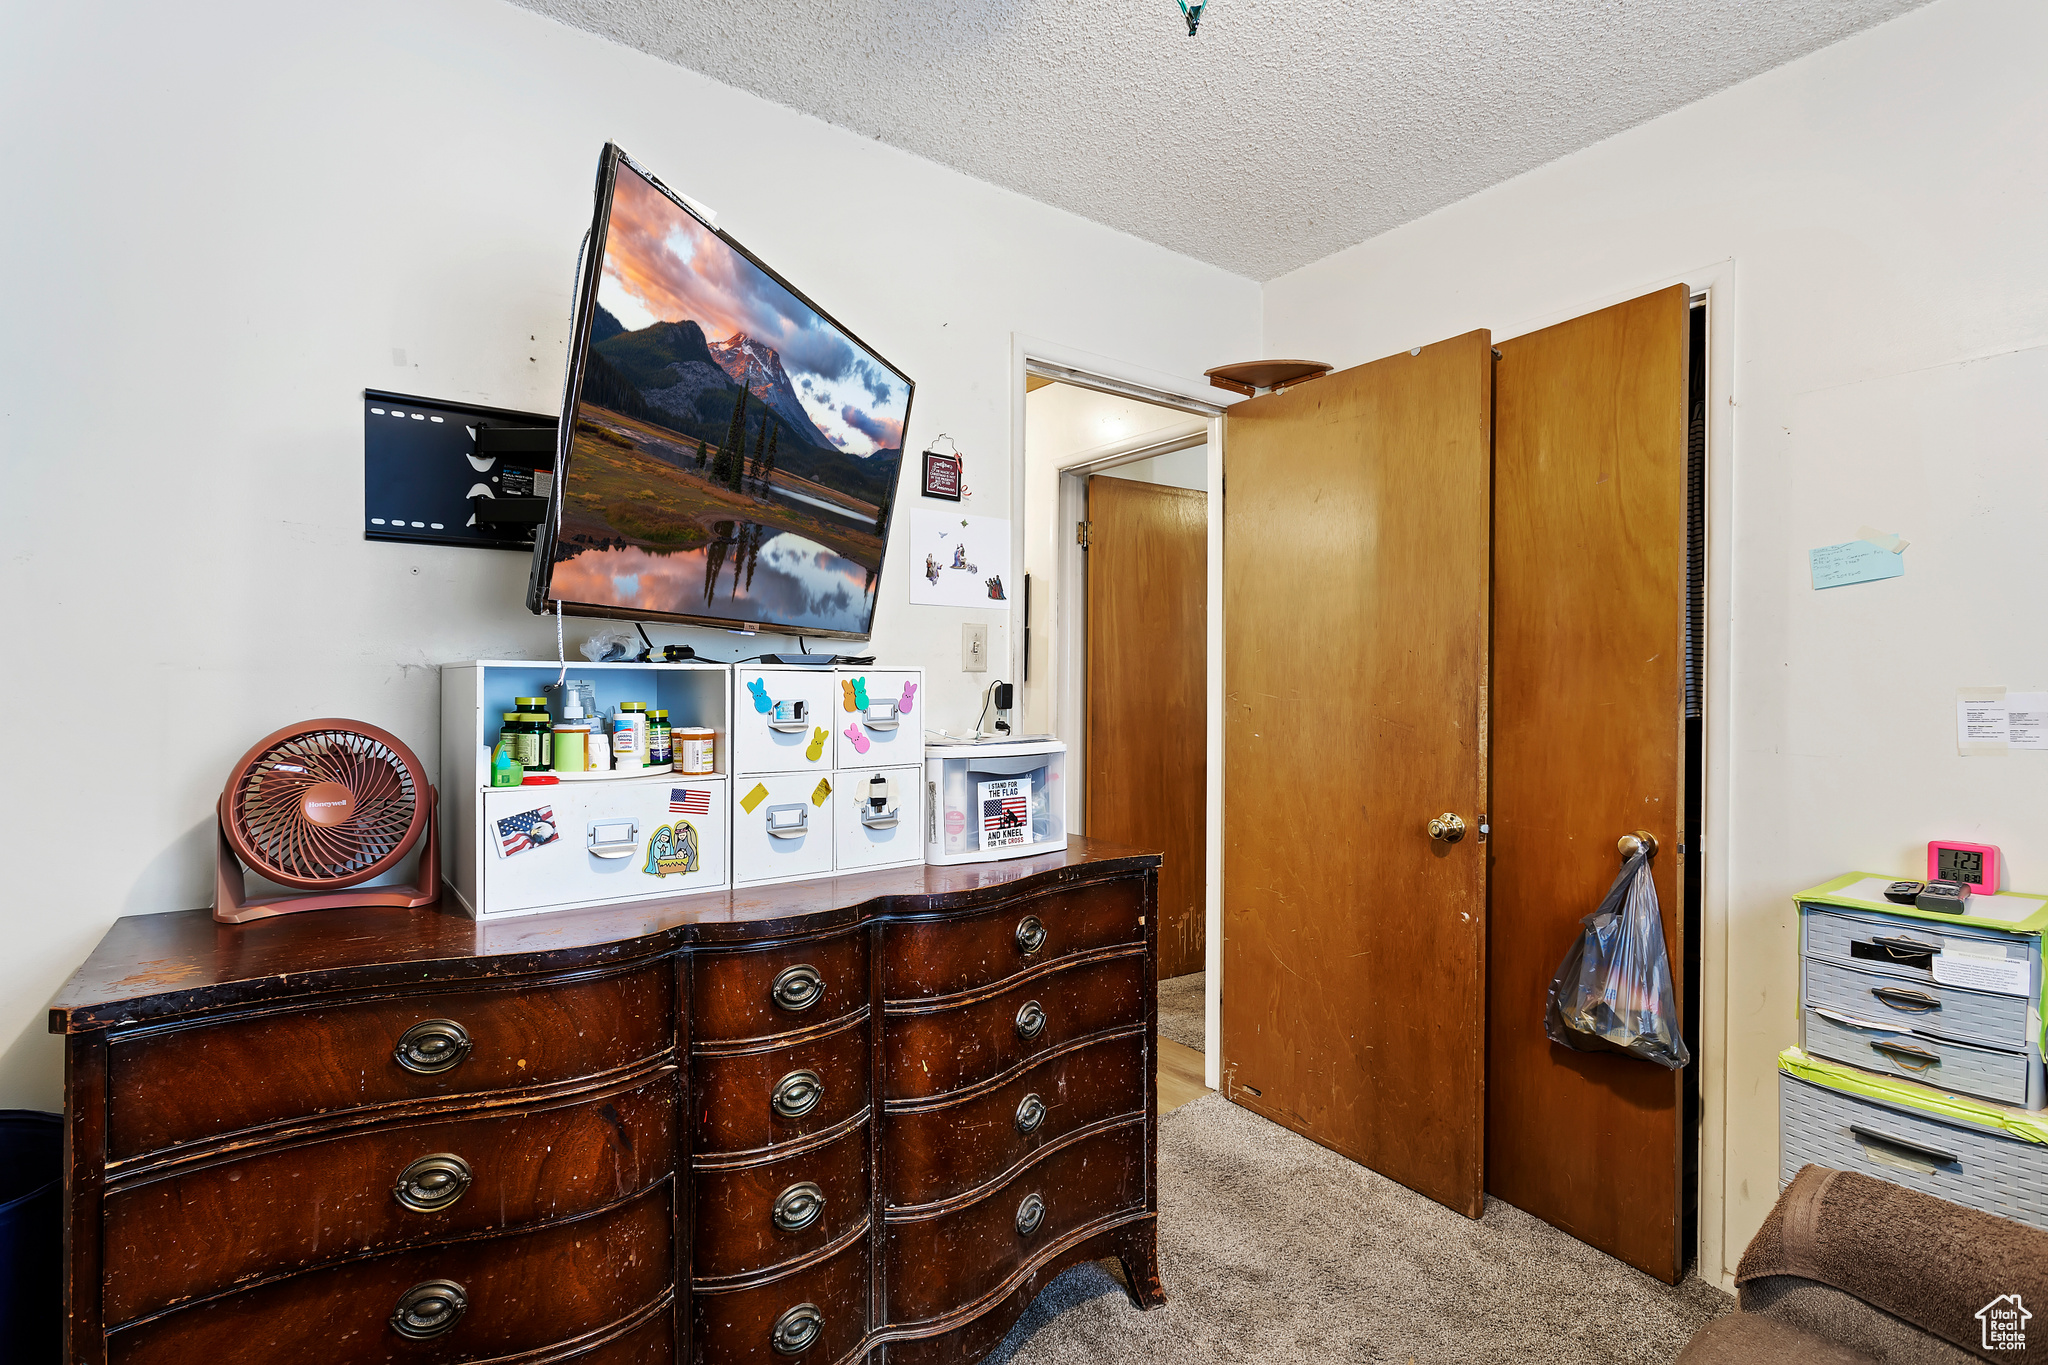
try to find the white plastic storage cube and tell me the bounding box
[733,667,840,775]
[835,667,924,769]
[732,771,836,886]
[472,773,727,918]
[440,659,732,919]
[923,739,1068,866]
[833,766,924,872]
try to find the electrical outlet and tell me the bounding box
[962,623,988,672]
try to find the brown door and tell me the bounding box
[1488,285,1691,1281]
[1221,331,1493,1217]
[1085,474,1208,980]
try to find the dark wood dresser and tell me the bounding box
[50,839,1163,1364]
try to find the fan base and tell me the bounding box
[213,789,441,925]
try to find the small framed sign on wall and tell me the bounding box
[922,440,963,500]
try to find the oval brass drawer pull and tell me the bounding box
[772,964,825,1013]
[772,1302,824,1355]
[1015,915,1046,955]
[1015,1192,1046,1237]
[772,1181,826,1233]
[393,1019,472,1076]
[390,1279,467,1340]
[1015,1000,1047,1042]
[392,1152,473,1213]
[772,1069,825,1119]
[1015,1093,1047,1135]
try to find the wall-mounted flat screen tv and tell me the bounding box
[527,144,914,638]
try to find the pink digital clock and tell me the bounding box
[1928,840,2002,894]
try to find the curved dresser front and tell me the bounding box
[52,838,1163,1365]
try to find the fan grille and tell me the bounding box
[228,725,423,888]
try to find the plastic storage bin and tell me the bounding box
[923,739,1068,866]
[0,1110,61,1362]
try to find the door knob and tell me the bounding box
[1426,813,1467,844]
[1617,830,1658,860]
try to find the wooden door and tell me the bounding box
[1222,331,1493,1217]
[1488,285,1691,1281]
[1086,475,1208,979]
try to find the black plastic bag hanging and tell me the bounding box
[1543,848,1691,1070]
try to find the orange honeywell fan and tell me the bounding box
[214,719,439,924]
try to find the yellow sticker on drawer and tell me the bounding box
[812,777,833,806]
[1932,946,2031,996]
[740,782,769,814]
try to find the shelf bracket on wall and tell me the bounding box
[362,389,557,551]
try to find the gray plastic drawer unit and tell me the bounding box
[1802,955,2030,1045]
[1780,1073,2048,1231]
[1802,1006,2040,1109]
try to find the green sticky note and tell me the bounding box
[1810,540,1904,590]
[740,782,769,814]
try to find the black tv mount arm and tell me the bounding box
[361,389,557,551]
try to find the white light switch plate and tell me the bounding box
[962,623,988,672]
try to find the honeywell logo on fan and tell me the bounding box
[307,799,351,809]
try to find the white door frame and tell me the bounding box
[1010,334,1231,1088]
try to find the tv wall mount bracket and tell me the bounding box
[362,389,558,551]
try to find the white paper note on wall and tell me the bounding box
[1958,687,2010,756]
[2007,691,2048,751]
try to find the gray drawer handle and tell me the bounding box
[392,1153,473,1213]
[1016,915,1046,955]
[771,1302,824,1355]
[772,1069,824,1119]
[1870,1038,1940,1070]
[1870,934,1939,959]
[1015,1092,1047,1135]
[1015,1000,1047,1041]
[771,1181,826,1233]
[1015,1192,1046,1237]
[1849,1124,1958,1168]
[1871,984,1941,1013]
[772,964,824,1013]
[393,1019,472,1075]
[390,1279,467,1340]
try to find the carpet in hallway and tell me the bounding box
[988,1092,1729,1364]
[1156,971,1204,1052]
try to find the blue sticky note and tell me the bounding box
[1810,540,1904,590]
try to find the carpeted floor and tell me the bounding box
[1156,971,1205,1052]
[988,1092,1730,1364]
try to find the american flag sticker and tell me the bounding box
[976,777,1031,851]
[494,805,559,859]
[670,788,711,815]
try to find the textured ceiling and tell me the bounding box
[511,0,1928,280]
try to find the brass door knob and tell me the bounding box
[1426,813,1467,844]
[1617,830,1658,860]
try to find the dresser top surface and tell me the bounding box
[52,838,1160,1033]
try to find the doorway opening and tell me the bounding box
[1021,371,1219,1114]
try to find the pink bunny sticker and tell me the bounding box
[842,722,871,756]
[898,681,917,714]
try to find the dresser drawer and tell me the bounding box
[692,1235,869,1364]
[692,1121,871,1282]
[693,1015,871,1155]
[884,1120,1144,1324]
[1803,1006,2038,1108]
[1801,905,2034,990]
[107,962,674,1159]
[104,1069,677,1324]
[882,879,1145,1001]
[562,1307,676,1364]
[884,952,1145,1101]
[884,1032,1146,1208]
[691,931,869,1044]
[106,1184,673,1365]
[1803,955,2031,1051]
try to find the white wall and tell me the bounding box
[1263,0,2048,1283]
[0,0,1259,1108]
[1106,447,1207,492]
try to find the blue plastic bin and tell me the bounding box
[0,1111,62,1362]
